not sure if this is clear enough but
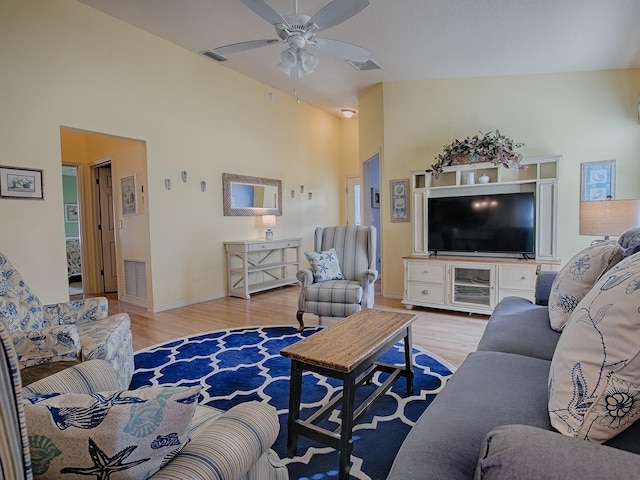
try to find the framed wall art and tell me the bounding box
[0,166,44,199]
[390,178,410,222]
[581,160,615,201]
[121,175,138,216]
[65,204,79,222]
[371,187,380,208]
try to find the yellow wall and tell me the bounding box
[0,0,349,309]
[367,70,640,297]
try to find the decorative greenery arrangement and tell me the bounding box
[428,130,524,177]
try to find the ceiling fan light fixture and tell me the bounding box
[299,49,318,73]
[341,108,356,118]
[280,47,298,68]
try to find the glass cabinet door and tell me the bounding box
[450,264,495,310]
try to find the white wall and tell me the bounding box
[0,0,351,309]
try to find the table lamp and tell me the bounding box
[579,199,640,241]
[262,215,277,240]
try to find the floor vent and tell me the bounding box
[346,58,383,71]
[124,260,147,300]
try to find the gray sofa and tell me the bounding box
[387,270,640,480]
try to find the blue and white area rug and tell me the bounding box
[130,326,454,480]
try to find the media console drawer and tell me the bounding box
[406,282,446,305]
[407,261,446,283]
[499,265,537,291]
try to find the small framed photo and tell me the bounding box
[0,166,44,200]
[371,188,380,208]
[65,203,79,222]
[581,160,615,201]
[390,178,410,222]
[121,175,138,216]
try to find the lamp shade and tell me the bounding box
[579,199,640,238]
[262,215,277,228]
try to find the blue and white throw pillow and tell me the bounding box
[548,242,624,331]
[548,252,640,443]
[25,385,200,479]
[305,248,343,282]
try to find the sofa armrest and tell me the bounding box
[534,270,558,306]
[475,425,640,480]
[43,297,109,324]
[154,401,282,480]
[11,324,81,368]
[22,358,122,396]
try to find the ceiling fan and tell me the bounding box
[201,0,372,78]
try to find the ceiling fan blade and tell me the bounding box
[240,0,288,26]
[312,38,371,62]
[211,39,280,56]
[307,0,370,32]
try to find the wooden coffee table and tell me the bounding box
[280,308,417,479]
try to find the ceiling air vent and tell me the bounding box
[346,58,382,71]
[201,50,228,62]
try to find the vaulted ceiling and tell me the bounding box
[79,0,640,116]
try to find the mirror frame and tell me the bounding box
[222,173,282,216]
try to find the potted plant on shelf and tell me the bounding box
[428,130,524,178]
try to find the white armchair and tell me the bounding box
[0,251,133,389]
[296,225,378,330]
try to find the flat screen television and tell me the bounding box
[428,192,535,257]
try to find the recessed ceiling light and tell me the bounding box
[341,109,356,118]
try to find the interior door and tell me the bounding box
[98,165,117,292]
[345,175,361,225]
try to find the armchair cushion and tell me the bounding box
[11,324,81,368]
[304,248,343,282]
[24,385,201,479]
[302,280,363,304]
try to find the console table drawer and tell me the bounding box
[499,266,536,291]
[247,240,298,251]
[406,283,446,305]
[407,261,446,283]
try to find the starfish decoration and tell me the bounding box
[60,438,149,480]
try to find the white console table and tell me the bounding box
[224,238,302,299]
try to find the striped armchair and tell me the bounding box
[0,322,289,480]
[296,225,378,330]
[0,251,133,389]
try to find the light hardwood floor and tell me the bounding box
[101,283,489,368]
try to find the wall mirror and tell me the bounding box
[222,173,282,216]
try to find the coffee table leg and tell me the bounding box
[404,327,414,396]
[287,360,303,457]
[339,373,356,480]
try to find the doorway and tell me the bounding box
[364,154,382,276]
[345,175,361,225]
[97,164,118,293]
[62,165,83,296]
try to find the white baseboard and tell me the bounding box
[382,290,403,300]
[149,291,227,313]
